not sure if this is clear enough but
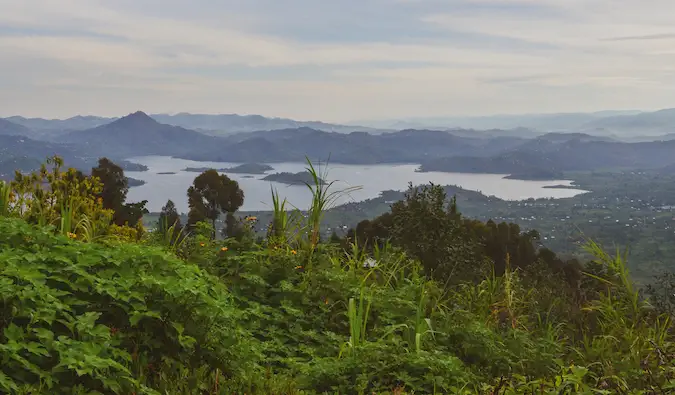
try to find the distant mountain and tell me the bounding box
[379,108,675,139]
[0,119,33,137]
[580,108,675,137]
[61,111,226,157]
[0,135,90,179]
[181,127,526,164]
[150,113,386,135]
[419,150,563,178]
[4,112,388,139]
[535,132,616,143]
[5,115,116,137]
[419,138,675,178]
[357,110,642,133]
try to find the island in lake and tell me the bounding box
[127,177,146,187]
[262,171,325,186]
[157,172,176,175]
[543,184,582,190]
[182,163,273,174]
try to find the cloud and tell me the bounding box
[602,33,675,42]
[0,0,674,121]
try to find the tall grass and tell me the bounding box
[268,186,300,246]
[0,181,12,217]
[303,156,361,250]
[157,219,191,253]
[59,196,80,235]
[343,289,372,357]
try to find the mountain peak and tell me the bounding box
[109,111,157,128]
[128,111,152,119]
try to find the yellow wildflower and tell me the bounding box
[67,232,77,239]
[221,247,228,252]
[291,250,297,255]
[200,242,205,247]
[295,265,303,270]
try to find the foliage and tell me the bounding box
[0,180,13,217]
[0,217,254,394]
[303,156,360,251]
[91,158,128,214]
[92,157,148,227]
[187,169,244,236]
[3,158,675,394]
[10,156,113,236]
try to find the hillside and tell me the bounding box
[581,108,675,136]
[5,115,116,132]
[361,110,642,132]
[420,137,675,177]
[0,118,33,137]
[61,111,226,157]
[182,127,524,164]
[0,135,90,178]
[151,112,385,134]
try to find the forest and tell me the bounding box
[1,156,675,394]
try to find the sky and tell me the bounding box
[1,0,675,122]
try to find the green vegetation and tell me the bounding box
[2,157,675,394]
[236,171,673,285]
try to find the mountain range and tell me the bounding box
[358,109,675,138]
[2,112,386,138]
[59,112,223,157]
[3,109,675,181]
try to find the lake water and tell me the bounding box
[125,156,589,213]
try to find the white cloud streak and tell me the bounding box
[0,0,674,121]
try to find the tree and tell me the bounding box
[388,183,482,283]
[159,199,181,231]
[91,158,147,227]
[117,201,149,228]
[187,170,244,237]
[91,158,128,213]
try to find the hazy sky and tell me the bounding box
[2,0,675,122]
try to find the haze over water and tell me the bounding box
[125,156,588,213]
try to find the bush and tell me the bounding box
[0,217,255,394]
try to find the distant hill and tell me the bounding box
[0,119,33,137]
[61,112,226,157]
[358,110,642,132]
[419,138,675,178]
[3,112,388,139]
[535,132,616,143]
[0,135,91,179]
[150,113,386,135]
[580,108,675,137]
[420,151,563,178]
[5,115,116,139]
[181,127,525,164]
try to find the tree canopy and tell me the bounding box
[187,169,244,235]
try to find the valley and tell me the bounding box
[4,109,675,285]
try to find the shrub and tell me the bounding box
[0,217,255,394]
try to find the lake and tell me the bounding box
[125,156,589,213]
